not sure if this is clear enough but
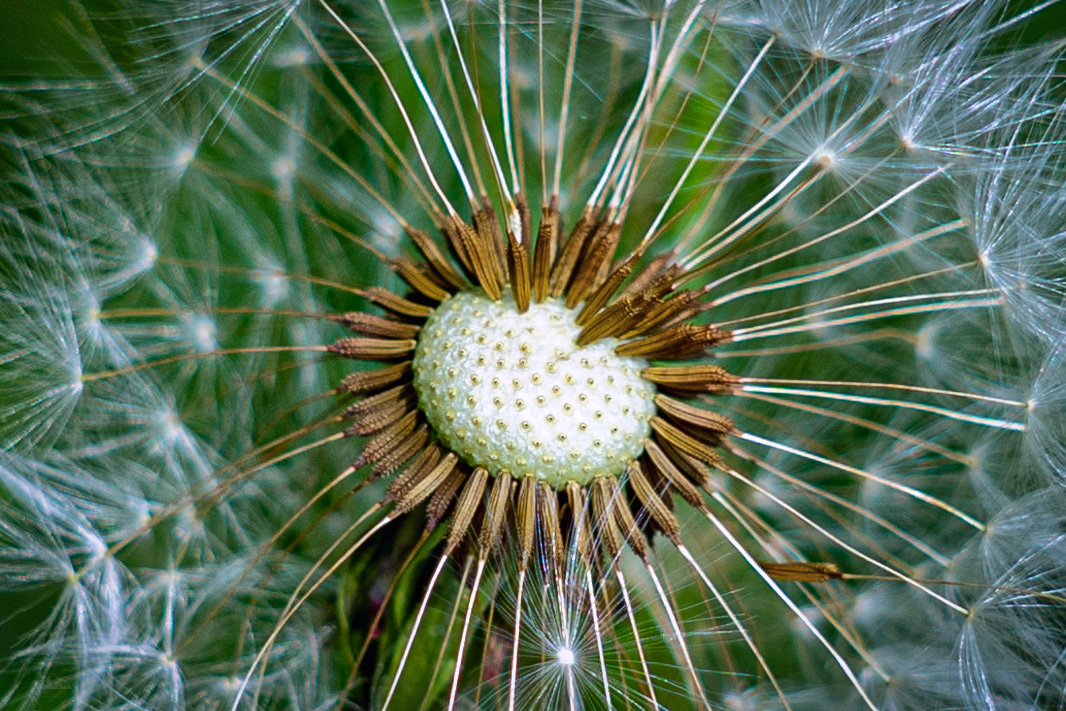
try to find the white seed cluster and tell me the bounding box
[413,290,656,488]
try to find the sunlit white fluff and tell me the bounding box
[1,1,1063,710]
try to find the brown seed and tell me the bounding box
[440,214,474,277]
[343,384,412,420]
[591,477,624,561]
[389,258,451,302]
[615,324,724,359]
[329,337,417,361]
[333,312,420,340]
[532,203,560,303]
[479,474,513,552]
[640,364,737,394]
[616,250,676,301]
[394,452,459,514]
[507,234,532,313]
[339,361,413,395]
[650,416,726,470]
[566,221,621,308]
[577,292,656,346]
[445,467,489,555]
[361,411,420,465]
[344,397,415,436]
[359,287,434,318]
[426,464,467,531]
[538,482,566,570]
[576,258,634,326]
[515,476,538,569]
[457,212,503,300]
[549,207,596,297]
[654,394,738,436]
[388,445,442,502]
[643,439,705,510]
[624,289,702,338]
[473,196,507,276]
[626,460,681,543]
[609,476,648,561]
[759,561,844,583]
[566,482,593,564]
[406,225,467,290]
[373,425,429,476]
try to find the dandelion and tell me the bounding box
[2,1,1065,710]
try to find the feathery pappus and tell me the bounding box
[1,1,1065,709]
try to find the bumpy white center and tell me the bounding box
[412,290,656,488]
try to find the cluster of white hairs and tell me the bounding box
[1,0,1065,709]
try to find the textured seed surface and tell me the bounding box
[413,290,656,487]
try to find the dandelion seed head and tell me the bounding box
[814,147,837,170]
[133,236,159,275]
[258,270,289,305]
[4,0,1065,709]
[153,407,186,449]
[1020,344,1066,485]
[914,320,938,361]
[183,313,218,353]
[274,46,311,67]
[271,155,297,182]
[412,290,656,486]
[172,145,197,175]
